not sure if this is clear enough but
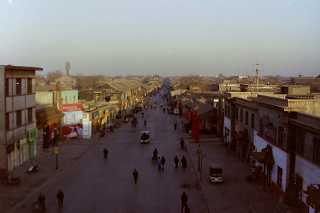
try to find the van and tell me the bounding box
[210,162,222,183]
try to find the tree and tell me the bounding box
[46,70,63,83]
[65,61,71,76]
[178,74,202,90]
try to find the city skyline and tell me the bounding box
[1,0,319,77]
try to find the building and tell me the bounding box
[0,65,43,180]
[223,91,320,211]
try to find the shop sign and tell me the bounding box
[61,103,83,112]
[265,125,276,144]
[20,138,27,146]
[7,144,14,153]
[99,110,103,118]
[93,111,99,120]
[29,128,38,142]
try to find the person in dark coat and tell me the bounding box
[181,192,188,210]
[174,156,179,169]
[181,156,187,169]
[56,190,64,212]
[133,169,139,184]
[161,156,166,171]
[38,193,46,211]
[174,122,177,130]
[180,139,185,149]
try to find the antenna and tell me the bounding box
[252,53,263,93]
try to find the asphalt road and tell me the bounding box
[10,91,208,213]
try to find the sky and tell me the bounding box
[1,0,319,77]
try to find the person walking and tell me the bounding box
[174,122,177,130]
[56,190,64,212]
[181,156,187,169]
[180,139,185,149]
[181,192,188,211]
[133,169,139,184]
[103,148,108,159]
[157,157,162,171]
[37,193,46,212]
[174,156,179,169]
[161,156,166,171]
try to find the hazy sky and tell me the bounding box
[1,0,319,77]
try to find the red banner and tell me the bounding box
[61,103,83,112]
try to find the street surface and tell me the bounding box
[3,88,295,213]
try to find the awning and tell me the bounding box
[36,107,65,125]
[252,145,275,164]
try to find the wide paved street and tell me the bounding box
[4,89,295,213]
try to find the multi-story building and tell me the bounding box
[0,65,43,179]
[223,91,320,212]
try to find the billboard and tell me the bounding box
[62,103,83,125]
[62,124,83,139]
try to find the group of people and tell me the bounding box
[36,190,64,212]
[174,155,188,169]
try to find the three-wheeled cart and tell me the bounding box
[140,131,150,144]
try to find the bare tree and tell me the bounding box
[178,74,202,90]
[65,61,71,76]
[46,70,63,83]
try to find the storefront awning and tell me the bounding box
[36,107,65,125]
[252,145,275,164]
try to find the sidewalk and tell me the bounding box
[184,133,297,213]
[1,133,101,213]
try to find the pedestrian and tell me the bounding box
[181,156,187,169]
[161,156,166,171]
[174,122,177,130]
[37,193,46,212]
[157,157,162,171]
[181,191,188,211]
[174,156,179,169]
[133,169,139,184]
[56,190,64,212]
[180,139,185,149]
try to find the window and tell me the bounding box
[16,110,22,127]
[6,113,10,130]
[277,166,283,187]
[297,131,305,155]
[245,111,248,125]
[313,137,320,165]
[73,95,76,103]
[259,119,264,135]
[5,78,9,96]
[65,97,67,104]
[278,126,284,147]
[28,108,33,123]
[251,113,255,128]
[240,109,243,122]
[27,78,32,94]
[16,78,21,95]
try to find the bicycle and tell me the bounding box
[225,149,234,156]
[30,202,45,212]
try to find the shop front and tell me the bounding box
[36,106,65,148]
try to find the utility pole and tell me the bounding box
[252,53,263,93]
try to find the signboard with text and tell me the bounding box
[61,103,83,112]
[265,125,276,144]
